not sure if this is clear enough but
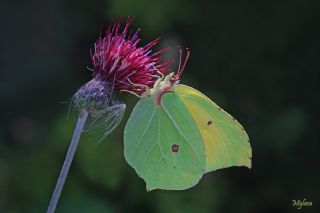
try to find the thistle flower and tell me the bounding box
[47,17,170,213]
[91,17,170,94]
[73,16,170,111]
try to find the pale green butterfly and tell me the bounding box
[124,53,252,191]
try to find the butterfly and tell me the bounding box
[123,51,252,191]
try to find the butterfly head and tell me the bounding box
[143,48,190,104]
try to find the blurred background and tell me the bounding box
[0,0,319,212]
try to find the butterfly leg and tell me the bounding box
[152,64,165,78]
[127,78,151,94]
[121,89,142,98]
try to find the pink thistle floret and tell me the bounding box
[91,17,171,94]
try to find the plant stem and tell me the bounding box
[47,109,89,213]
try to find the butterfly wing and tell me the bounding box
[173,84,252,172]
[124,92,205,191]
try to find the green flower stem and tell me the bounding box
[47,109,89,213]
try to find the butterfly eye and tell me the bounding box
[207,120,213,126]
[171,144,180,153]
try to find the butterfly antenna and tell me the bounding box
[173,47,190,82]
[177,46,182,75]
[177,47,190,77]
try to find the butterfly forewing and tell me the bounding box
[173,84,252,172]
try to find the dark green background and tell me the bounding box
[0,0,319,212]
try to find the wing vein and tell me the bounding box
[127,107,156,159]
[162,100,202,164]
